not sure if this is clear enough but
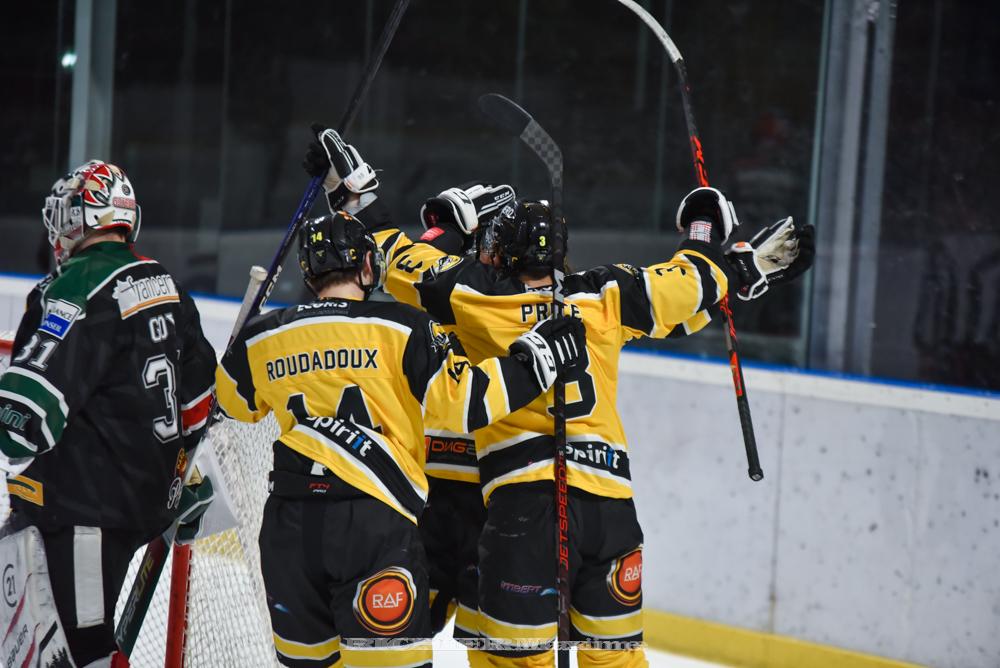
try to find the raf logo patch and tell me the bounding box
[39,299,82,339]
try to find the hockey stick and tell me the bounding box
[614,0,763,481]
[114,2,412,661]
[477,93,570,668]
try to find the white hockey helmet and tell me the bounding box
[42,160,141,265]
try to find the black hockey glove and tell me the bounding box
[676,187,739,245]
[303,124,378,213]
[509,317,586,391]
[176,475,215,545]
[725,217,815,300]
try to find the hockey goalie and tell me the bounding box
[0,161,217,667]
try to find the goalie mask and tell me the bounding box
[42,160,141,266]
[298,211,385,298]
[489,199,567,276]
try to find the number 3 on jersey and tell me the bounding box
[549,347,596,420]
[287,385,381,433]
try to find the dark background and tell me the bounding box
[2,0,997,391]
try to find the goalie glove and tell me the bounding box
[676,187,739,245]
[303,124,379,213]
[509,317,586,391]
[420,182,517,235]
[176,475,215,545]
[725,217,816,300]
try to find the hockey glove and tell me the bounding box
[509,317,586,391]
[303,124,379,213]
[676,187,739,245]
[176,475,215,545]
[419,183,517,255]
[725,217,815,300]
[420,183,517,235]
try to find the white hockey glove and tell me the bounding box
[509,317,586,391]
[176,475,215,545]
[676,187,739,245]
[725,217,816,300]
[303,124,379,213]
[420,182,517,235]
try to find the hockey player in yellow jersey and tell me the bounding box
[411,183,517,644]
[302,127,813,668]
[215,204,585,667]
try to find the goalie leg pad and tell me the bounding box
[0,522,75,667]
[23,523,149,667]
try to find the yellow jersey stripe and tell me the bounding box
[570,608,643,639]
[273,633,340,661]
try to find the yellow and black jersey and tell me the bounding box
[216,298,544,523]
[374,228,731,502]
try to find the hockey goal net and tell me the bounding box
[0,332,11,374]
[114,414,283,667]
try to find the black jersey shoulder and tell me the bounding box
[241,297,437,341]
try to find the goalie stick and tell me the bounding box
[477,93,571,668]
[614,0,763,482]
[114,2,412,662]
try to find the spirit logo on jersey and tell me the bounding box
[112,274,180,319]
[353,567,416,635]
[39,299,81,339]
[565,441,624,471]
[607,548,642,606]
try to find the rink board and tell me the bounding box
[2,276,998,668]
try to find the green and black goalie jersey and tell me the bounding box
[0,242,217,532]
[215,298,546,524]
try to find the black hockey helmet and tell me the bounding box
[490,199,567,275]
[298,211,385,297]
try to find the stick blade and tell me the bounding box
[478,93,533,136]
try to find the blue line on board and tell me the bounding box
[4,270,997,401]
[625,346,1000,401]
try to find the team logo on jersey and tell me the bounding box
[614,263,642,280]
[113,274,180,319]
[607,548,642,606]
[353,567,416,635]
[429,255,461,278]
[39,299,81,339]
[428,323,452,354]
